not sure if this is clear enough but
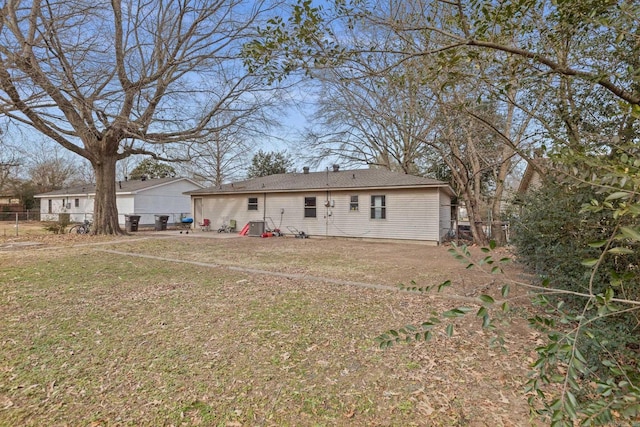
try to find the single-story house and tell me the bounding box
[0,194,22,211]
[186,166,456,244]
[35,177,204,225]
[515,157,548,202]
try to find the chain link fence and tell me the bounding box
[0,211,41,222]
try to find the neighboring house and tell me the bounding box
[517,157,548,197]
[0,194,22,211]
[0,194,25,221]
[35,177,204,225]
[187,166,456,244]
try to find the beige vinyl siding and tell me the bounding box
[439,189,452,241]
[199,192,326,234]
[200,193,265,231]
[196,187,450,243]
[263,192,324,235]
[325,188,441,242]
[325,192,367,238]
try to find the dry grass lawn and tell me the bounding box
[0,228,542,426]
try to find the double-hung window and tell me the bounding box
[370,195,386,219]
[248,197,258,211]
[304,197,317,218]
[349,195,359,211]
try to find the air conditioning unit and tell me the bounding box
[248,220,265,237]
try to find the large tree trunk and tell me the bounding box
[462,190,489,246]
[92,153,123,235]
[490,152,511,246]
[489,82,516,247]
[490,201,506,246]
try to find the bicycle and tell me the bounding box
[69,219,92,234]
[217,218,236,233]
[217,223,231,233]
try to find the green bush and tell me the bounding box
[378,153,640,424]
[511,177,640,423]
[512,177,640,300]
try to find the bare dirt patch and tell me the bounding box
[0,234,541,426]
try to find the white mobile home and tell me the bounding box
[35,177,203,225]
[187,167,455,244]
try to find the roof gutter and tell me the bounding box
[187,184,454,197]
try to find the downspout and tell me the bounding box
[437,187,442,245]
[263,193,267,221]
[325,190,330,237]
[439,187,447,246]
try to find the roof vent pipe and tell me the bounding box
[303,166,310,174]
[332,164,340,172]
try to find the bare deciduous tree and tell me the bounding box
[182,108,280,186]
[0,147,21,193]
[16,142,85,192]
[0,0,284,234]
[186,132,250,187]
[305,57,435,174]
[28,157,80,193]
[294,3,536,245]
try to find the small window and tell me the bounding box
[349,195,359,211]
[48,199,52,214]
[370,195,386,219]
[304,197,316,218]
[74,198,80,208]
[248,197,258,211]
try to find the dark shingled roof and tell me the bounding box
[35,177,198,197]
[188,168,455,196]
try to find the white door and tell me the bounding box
[194,198,203,226]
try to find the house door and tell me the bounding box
[194,198,203,226]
